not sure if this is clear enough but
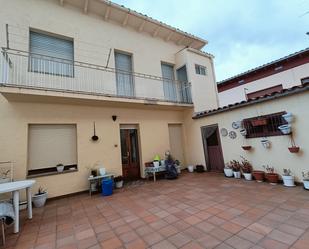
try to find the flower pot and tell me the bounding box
[278,124,291,135]
[153,161,160,168]
[32,192,48,208]
[224,168,233,177]
[115,180,123,189]
[242,145,252,151]
[57,165,64,173]
[243,173,252,181]
[0,178,10,184]
[282,113,293,123]
[251,118,267,127]
[240,128,247,136]
[160,160,165,167]
[261,139,271,149]
[266,173,279,185]
[288,146,300,153]
[99,168,106,176]
[282,175,295,187]
[252,170,265,182]
[303,180,309,190]
[233,171,241,179]
[188,165,194,173]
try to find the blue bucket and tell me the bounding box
[101,178,113,196]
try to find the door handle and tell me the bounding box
[127,151,130,157]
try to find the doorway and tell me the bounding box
[201,124,225,172]
[120,127,140,180]
[168,124,185,167]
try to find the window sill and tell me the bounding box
[27,166,78,178]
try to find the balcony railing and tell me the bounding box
[0,48,192,104]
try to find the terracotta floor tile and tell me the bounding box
[267,229,298,245]
[221,221,243,234]
[100,237,123,249]
[225,235,254,249]
[143,232,164,246]
[124,238,146,249]
[258,238,289,249]
[158,225,179,238]
[195,221,215,233]
[197,234,221,249]
[237,228,264,243]
[151,239,178,249]
[168,233,191,248]
[119,231,139,243]
[209,227,233,241]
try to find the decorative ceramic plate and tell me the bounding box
[232,121,241,129]
[220,128,228,137]
[229,131,237,139]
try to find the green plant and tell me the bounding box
[230,160,241,172]
[56,163,64,167]
[36,187,47,196]
[240,156,252,173]
[114,176,123,182]
[283,169,292,176]
[224,162,232,169]
[0,169,10,179]
[263,165,275,173]
[302,171,309,181]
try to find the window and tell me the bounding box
[301,77,309,84]
[115,51,134,97]
[195,64,207,75]
[29,30,74,77]
[243,112,287,138]
[161,63,177,101]
[28,124,77,176]
[246,85,283,99]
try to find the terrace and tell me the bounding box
[3,173,309,249]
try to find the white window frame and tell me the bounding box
[195,64,207,76]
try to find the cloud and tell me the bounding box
[113,0,309,81]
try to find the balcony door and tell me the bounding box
[115,52,134,97]
[120,127,140,180]
[176,65,192,103]
[161,63,177,101]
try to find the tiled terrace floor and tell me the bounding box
[3,172,309,249]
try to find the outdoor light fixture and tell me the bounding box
[112,115,117,121]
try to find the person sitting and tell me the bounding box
[164,151,178,180]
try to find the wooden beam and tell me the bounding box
[59,0,64,6]
[138,20,146,32]
[122,13,129,26]
[84,0,89,13]
[152,26,160,37]
[104,6,111,21]
[165,31,173,42]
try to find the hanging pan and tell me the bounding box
[92,122,99,141]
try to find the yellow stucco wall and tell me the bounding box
[0,94,187,198]
[184,91,309,183]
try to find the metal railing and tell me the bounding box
[0,48,192,104]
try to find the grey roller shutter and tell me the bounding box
[29,31,74,77]
[161,63,177,101]
[115,52,134,97]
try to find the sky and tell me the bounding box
[112,0,309,81]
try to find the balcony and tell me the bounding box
[0,48,192,106]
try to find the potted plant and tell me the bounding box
[230,160,241,179]
[114,176,124,188]
[252,170,265,182]
[240,156,253,181]
[242,145,252,151]
[32,187,48,208]
[153,155,161,168]
[187,165,194,173]
[263,165,279,185]
[251,117,267,127]
[56,163,64,173]
[0,169,11,183]
[282,112,293,123]
[302,171,309,190]
[224,162,233,177]
[288,136,300,153]
[261,139,271,149]
[281,169,295,187]
[278,124,291,134]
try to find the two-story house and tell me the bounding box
[0,0,219,197]
[217,48,309,106]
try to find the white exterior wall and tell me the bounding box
[218,63,309,107]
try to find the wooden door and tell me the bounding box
[201,125,225,172]
[120,129,140,180]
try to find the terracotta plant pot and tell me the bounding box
[252,170,265,182]
[288,146,300,153]
[251,118,267,127]
[266,173,279,185]
[242,146,252,151]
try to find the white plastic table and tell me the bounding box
[0,180,35,233]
